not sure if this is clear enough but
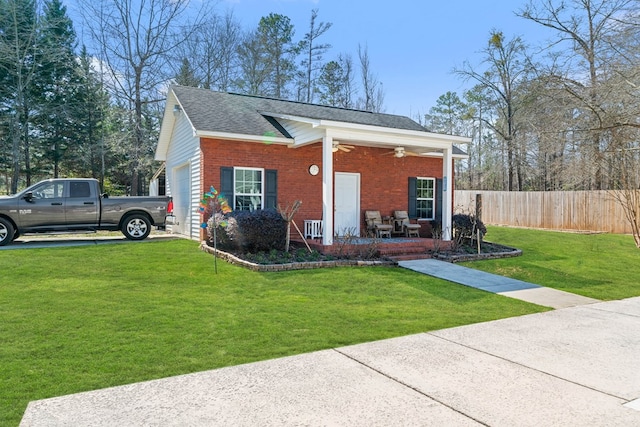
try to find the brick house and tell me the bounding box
[154,85,469,245]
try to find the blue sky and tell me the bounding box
[63,0,551,119]
[219,0,550,118]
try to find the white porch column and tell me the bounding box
[441,147,453,241]
[322,135,334,245]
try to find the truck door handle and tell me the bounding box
[84,202,94,205]
[51,202,62,205]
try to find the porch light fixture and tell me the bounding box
[173,104,182,116]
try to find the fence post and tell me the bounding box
[476,194,482,222]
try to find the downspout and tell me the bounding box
[322,134,334,245]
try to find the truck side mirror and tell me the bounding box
[23,192,34,203]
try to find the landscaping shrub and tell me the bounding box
[207,213,234,248]
[452,214,487,240]
[209,209,287,253]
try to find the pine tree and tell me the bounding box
[256,13,297,98]
[69,46,112,184]
[35,0,78,178]
[175,57,201,87]
[0,0,39,191]
[317,60,344,107]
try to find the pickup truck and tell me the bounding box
[0,178,172,246]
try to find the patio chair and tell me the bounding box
[394,210,421,237]
[364,211,393,238]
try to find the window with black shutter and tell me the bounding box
[408,177,440,220]
[220,167,277,211]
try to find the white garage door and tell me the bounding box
[172,164,191,237]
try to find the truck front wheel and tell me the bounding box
[121,214,151,241]
[0,218,15,246]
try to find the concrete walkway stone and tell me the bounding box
[398,258,600,308]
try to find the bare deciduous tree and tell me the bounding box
[172,11,241,91]
[357,44,384,112]
[518,0,637,190]
[236,29,272,96]
[299,8,332,103]
[78,0,204,194]
[606,143,640,248]
[456,31,531,191]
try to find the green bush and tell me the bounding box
[209,209,287,253]
[452,214,487,240]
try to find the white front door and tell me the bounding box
[334,172,360,236]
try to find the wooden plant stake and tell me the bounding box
[278,200,303,252]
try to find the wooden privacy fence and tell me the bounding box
[455,190,634,234]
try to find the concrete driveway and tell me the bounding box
[0,232,178,250]
[20,297,640,426]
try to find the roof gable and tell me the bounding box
[171,85,427,136]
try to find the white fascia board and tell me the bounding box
[317,119,472,145]
[156,89,198,161]
[422,152,470,160]
[155,92,177,161]
[327,128,457,150]
[195,130,293,145]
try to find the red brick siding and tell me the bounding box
[199,138,451,237]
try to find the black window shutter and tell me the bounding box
[435,178,443,221]
[265,169,278,209]
[220,167,234,207]
[408,177,417,219]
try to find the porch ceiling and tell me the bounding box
[269,114,470,154]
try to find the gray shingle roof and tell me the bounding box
[171,85,428,139]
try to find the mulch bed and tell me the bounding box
[200,239,521,271]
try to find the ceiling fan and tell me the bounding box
[384,147,421,158]
[332,141,355,152]
[316,141,355,152]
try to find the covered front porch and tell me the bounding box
[264,111,469,246]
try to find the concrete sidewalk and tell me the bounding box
[399,259,600,308]
[20,298,640,426]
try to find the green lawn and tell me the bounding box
[0,239,546,426]
[463,226,640,300]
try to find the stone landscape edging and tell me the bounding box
[434,243,522,263]
[200,242,395,272]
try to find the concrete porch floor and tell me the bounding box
[292,236,451,259]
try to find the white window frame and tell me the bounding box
[416,177,435,220]
[234,167,264,211]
